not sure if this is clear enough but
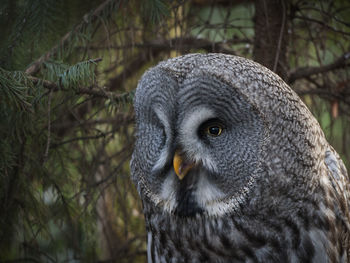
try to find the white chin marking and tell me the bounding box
[195,174,227,216]
[159,169,230,216]
[160,171,177,213]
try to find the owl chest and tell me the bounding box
[146,214,284,263]
[145,211,337,263]
[147,217,243,263]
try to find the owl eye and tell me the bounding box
[206,125,223,136]
[198,118,225,138]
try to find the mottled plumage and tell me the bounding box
[131,53,350,262]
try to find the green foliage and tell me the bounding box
[60,59,97,89]
[0,68,32,111]
[191,3,255,42]
[0,0,115,70]
[0,68,34,176]
[0,0,143,260]
[43,59,98,89]
[141,0,170,24]
[0,0,66,70]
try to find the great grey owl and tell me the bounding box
[130,53,350,262]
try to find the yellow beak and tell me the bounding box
[173,150,194,180]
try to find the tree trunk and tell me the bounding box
[253,0,288,80]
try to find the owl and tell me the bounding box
[130,53,350,262]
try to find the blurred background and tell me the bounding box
[0,0,349,262]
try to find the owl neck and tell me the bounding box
[142,177,336,263]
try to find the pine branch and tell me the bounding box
[28,58,102,92]
[142,37,241,54]
[43,90,52,163]
[51,114,135,130]
[51,129,119,148]
[29,75,131,101]
[294,15,350,36]
[58,58,102,89]
[85,37,248,53]
[0,68,33,111]
[288,52,350,84]
[107,37,245,89]
[25,0,118,76]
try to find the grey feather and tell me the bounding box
[131,53,350,262]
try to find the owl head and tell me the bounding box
[131,53,324,218]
